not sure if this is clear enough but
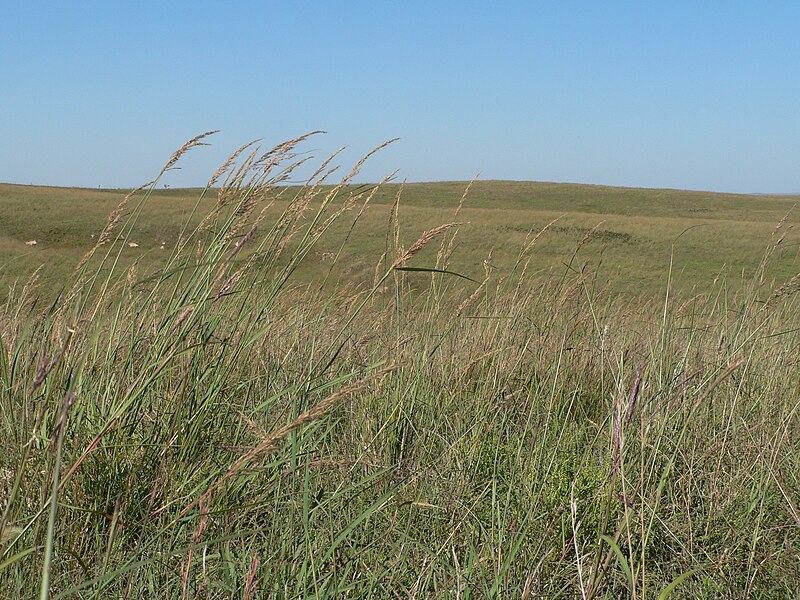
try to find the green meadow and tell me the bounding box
[1,137,799,597]
[2,179,798,302]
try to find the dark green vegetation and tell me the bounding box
[1,135,799,597]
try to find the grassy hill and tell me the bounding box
[1,181,798,303]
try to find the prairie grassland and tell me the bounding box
[1,135,799,598]
[2,175,798,302]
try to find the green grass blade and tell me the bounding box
[657,569,698,600]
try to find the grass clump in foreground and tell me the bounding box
[1,133,799,598]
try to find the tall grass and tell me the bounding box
[1,134,799,598]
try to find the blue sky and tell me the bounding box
[2,1,799,192]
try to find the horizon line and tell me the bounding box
[1,179,799,198]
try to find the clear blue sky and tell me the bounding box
[2,1,799,193]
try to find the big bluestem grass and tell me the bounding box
[0,134,799,598]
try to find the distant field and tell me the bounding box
[1,181,798,303]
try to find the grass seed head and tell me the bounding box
[395,222,463,266]
[162,130,219,173]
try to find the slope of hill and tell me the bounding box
[1,181,798,301]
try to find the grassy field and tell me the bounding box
[2,177,798,303]
[1,137,800,597]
